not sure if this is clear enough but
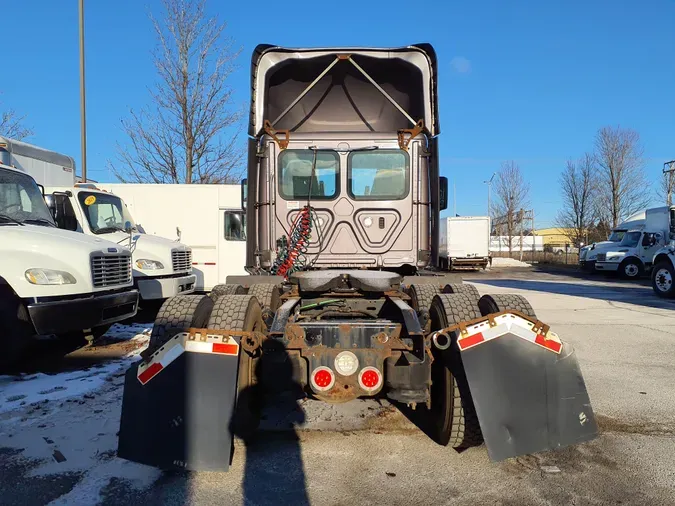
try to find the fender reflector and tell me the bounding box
[458,313,562,354]
[137,332,240,384]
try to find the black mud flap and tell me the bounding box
[117,350,240,471]
[460,336,598,461]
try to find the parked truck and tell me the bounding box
[0,136,197,306]
[578,210,646,271]
[595,207,668,279]
[97,183,247,291]
[439,216,490,270]
[118,44,597,471]
[0,162,138,368]
[650,207,675,297]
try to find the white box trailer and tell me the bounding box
[0,136,76,186]
[99,184,247,291]
[439,216,490,270]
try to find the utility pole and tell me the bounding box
[79,0,87,182]
[664,160,675,206]
[531,209,535,260]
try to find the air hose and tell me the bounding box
[271,205,313,277]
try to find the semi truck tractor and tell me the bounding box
[0,136,196,305]
[118,44,597,471]
[0,162,138,368]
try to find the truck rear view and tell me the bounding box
[439,216,491,270]
[117,44,598,472]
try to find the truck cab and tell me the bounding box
[44,184,196,304]
[579,211,646,271]
[0,163,138,367]
[650,206,675,297]
[595,229,665,278]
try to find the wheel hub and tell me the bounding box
[655,268,672,292]
[625,264,639,277]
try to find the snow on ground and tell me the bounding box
[104,323,153,341]
[490,257,530,267]
[0,329,158,504]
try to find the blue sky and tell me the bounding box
[2,0,674,228]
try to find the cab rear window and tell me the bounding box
[278,150,339,200]
[348,150,409,200]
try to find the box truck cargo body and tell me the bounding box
[439,216,490,270]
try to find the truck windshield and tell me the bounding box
[619,231,642,248]
[0,167,56,226]
[77,191,137,234]
[607,230,626,242]
[348,150,409,200]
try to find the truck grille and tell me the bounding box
[91,254,132,288]
[172,249,192,273]
[596,253,606,262]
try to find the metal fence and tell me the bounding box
[491,250,580,265]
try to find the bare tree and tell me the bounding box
[492,161,530,253]
[0,101,33,140]
[594,126,651,228]
[555,154,597,247]
[658,161,675,206]
[109,0,244,184]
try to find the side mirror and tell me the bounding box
[124,220,133,234]
[241,178,248,211]
[44,194,57,219]
[439,176,448,211]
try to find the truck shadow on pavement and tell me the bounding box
[474,278,675,311]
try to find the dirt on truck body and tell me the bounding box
[117,44,598,472]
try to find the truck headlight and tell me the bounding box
[25,268,77,285]
[136,259,165,270]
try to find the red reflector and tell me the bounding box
[458,332,484,350]
[313,369,333,388]
[212,343,238,355]
[205,262,216,266]
[138,362,163,384]
[535,334,562,353]
[361,369,380,388]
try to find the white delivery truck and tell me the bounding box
[579,210,646,271]
[595,207,668,279]
[0,137,197,305]
[0,162,139,368]
[650,207,675,297]
[97,183,247,291]
[439,216,490,270]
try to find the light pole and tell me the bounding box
[483,172,496,216]
[79,0,87,182]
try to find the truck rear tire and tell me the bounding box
[247,283,281,311]
[147,295,214,356]
[442,283,480,302]
[426,293,484,449]
[208,295,264,441]
[478,294,537,319]
[652,261,675,298]
[209,283,246,302]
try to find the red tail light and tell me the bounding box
[311,366,335,392]
[358,367,382,391]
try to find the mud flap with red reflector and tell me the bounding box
[456,313,598,461]
[117,331,240,471]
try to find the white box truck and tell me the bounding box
[0,137,197,305]
[439,216,490,270]
[595,207,668,279]
[579,210,646,271]
[0,162,138,368]
[98,183,247,291]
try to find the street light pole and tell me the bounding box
[483,172,496,216]
[79,0,87,183]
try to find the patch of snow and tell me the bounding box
[490,257,530,268]
[103,323,152,341]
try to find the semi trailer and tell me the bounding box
[118,44,597,471]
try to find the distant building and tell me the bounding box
[533,227,580,253]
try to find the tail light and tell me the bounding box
[358,367,383,392]
[311,366,335,392]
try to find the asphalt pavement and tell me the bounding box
[2,266,675,505]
